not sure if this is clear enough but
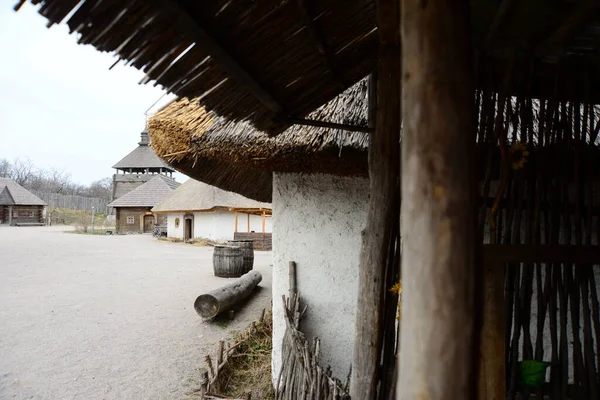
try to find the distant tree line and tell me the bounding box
[0,157,113,201]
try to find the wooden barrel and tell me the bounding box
[213,245,244,278]
[227,239,254,273]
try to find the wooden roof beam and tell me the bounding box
[484,0,517,49]
[154,0,284,114]
[288,117,374,133]
[296,0,346,90]
[535,0,599,58]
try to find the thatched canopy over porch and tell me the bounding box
[17,0,600,134]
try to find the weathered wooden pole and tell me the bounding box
[479,256,506,399]
[398,0,478,398]
[350,0,401,397]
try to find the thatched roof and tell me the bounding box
[20,0,600,135]
[0,178,47,206]
[149,79,369,202]
[152,179,271,213]
[108,175,180,208]
[112,131,175,171]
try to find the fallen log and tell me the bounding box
[194,270,263,319]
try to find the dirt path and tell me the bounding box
[0,226,272,400]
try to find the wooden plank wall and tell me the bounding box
[116,207,152,233]
[10,206,44,225]
[233,232,272,251]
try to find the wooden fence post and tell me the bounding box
[350,0,401,397]
[398,0,478,398]
[479,257,506,399]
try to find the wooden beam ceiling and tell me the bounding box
[484,0,517,49]
[154,0,285,114]
[287,117,374,133]
[535,0,599,58]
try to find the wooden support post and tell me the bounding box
[8,206,12,226]
[289,261,297,298]
[261,210,266,234]
[350,0,400,397]
[399,0,478,399]
[479,259,506,399]
[234,211,238,233]
[247,213,250,233]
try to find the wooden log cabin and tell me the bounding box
[0,178,46,226]
[108,175,179,234]
[21,0,600,398]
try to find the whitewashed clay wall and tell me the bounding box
[272,173,369,381]
[166,211,272,241]
[166,212,185,238]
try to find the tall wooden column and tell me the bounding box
[398,0,478,398]
[350,0,401,397]
[479,256,506,399]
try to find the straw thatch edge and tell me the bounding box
[148,80,370,202]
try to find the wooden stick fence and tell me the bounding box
[32,191,109,212]
[195,309,268,400]
[474,61,600,399]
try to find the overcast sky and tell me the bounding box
[0,3,182,185]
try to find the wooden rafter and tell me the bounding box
[288,117,374,133]
[483,244,600,264]
[484,0,517,49]
[154,0,284,113]
[296,0,346,90]
[535,0,599,58]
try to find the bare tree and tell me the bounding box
[0,159,11,178]
[1,158,113,200]
[10,158,36,186]
[85,177,113,201]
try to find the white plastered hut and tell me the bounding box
[149,80,370,380]
[151,179,272,246]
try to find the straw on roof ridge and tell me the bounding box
[148,80,369,202]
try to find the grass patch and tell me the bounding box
[214,311,274,399]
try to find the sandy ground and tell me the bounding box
[0,226,272,400]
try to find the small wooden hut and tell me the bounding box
[0,178,46,226]
[108,175,180,234]
[20,0,600,398]
[151,179,272,245]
